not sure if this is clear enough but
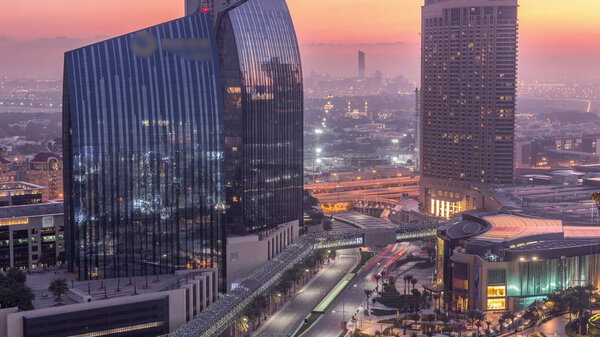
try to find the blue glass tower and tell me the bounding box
[217,0,304,234]
[63,13,226,280]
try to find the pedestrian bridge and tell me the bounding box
[167,221,438,337]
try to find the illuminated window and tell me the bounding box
[487,285,506,297]
[487,298,506,310]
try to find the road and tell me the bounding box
[253,249,359,337]
[303,243,414,337]
[519,315,570,337]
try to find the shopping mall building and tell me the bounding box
[436,213,600,312]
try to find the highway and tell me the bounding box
[312,186,420,203]
[253,249,359,337]
[305,177,420,193]
[302,243,414,337]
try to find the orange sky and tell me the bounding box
[0,0,598,79]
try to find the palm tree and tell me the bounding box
[403,276,410,294]
[475,321,483,337]
[364,289,374,313]
[500,311,515,330]
[411,278,418,290]
[442,290,453,314]
[433,294,441,311]
[406,275,414,293]
[233,316,249,337]
[485,320,492,331]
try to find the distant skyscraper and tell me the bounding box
[414,88,421,172]
[358,50,366,78]
[217,0,304,234]
[420,0,518,218]
[63,13,226,280]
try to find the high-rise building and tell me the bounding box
[26,152,63,201]
[217,0,304,235]
[63,13,226,281]
[415,87,421,172]
[420,0,518,218]
[358,50,366,78]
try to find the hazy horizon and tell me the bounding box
[0,0,599,81]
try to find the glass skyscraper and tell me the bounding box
[217,0,304,234]
[63,13,226,280]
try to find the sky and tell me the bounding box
[0,0,599,81]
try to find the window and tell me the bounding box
[487,298,506,310]
[487,285,506,297]
[488,269,506,284]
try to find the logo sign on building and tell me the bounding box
[42,216,54,228]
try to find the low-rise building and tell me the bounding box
[0,158,16,183]
[0,182,44,207]
[0,269,217,337]
[25,152,63,201]
[0,202,64,270]
[437,213,600,312]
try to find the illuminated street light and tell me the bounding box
[315,128,323,134]
[316,148,322,154]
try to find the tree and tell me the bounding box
[433,293,441,311]
[364,289,374,313]
[233,316,249,337]
[49,278,69,302]
[411,278,418,290]
[500,311,515,330]
[322,218,333,231]
[475,321,483,337]
[0,269,35,310]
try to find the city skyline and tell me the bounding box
[0,0,598,80]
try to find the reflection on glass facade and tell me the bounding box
[507,254,600,299]
[63,13,225,280]
[217,0,304,234]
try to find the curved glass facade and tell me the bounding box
[217,0,304,234]
[63,13,225,280]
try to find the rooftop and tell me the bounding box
[0,181,45,192]
[30,152,62,163]
[476,214,563,242]
[0,202,63,219]
[26,267,213,310]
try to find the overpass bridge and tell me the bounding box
[168,219,438,337]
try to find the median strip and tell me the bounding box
[313,272,356,313]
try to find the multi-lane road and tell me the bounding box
[302,243,414,337]
[253,249,359,337]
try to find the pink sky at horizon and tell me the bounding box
[0,0,598,80]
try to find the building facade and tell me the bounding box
[63,13,226,281]
[0,182,44,207]
[420,0,518,218]
[0,269,217,337]
[26,152,63,201]
[358,50,366,78]
[217,0,304,235]
[437,214,600,312]
[0,158,16,183]
[0,203,64,271]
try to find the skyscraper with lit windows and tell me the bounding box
[216,0,304,235]
[420,0,518,218]
[63,12,226,280]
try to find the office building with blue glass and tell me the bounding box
[217,0,304,235]
[63,13,226,280]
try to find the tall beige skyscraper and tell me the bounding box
[420,0,518,218]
